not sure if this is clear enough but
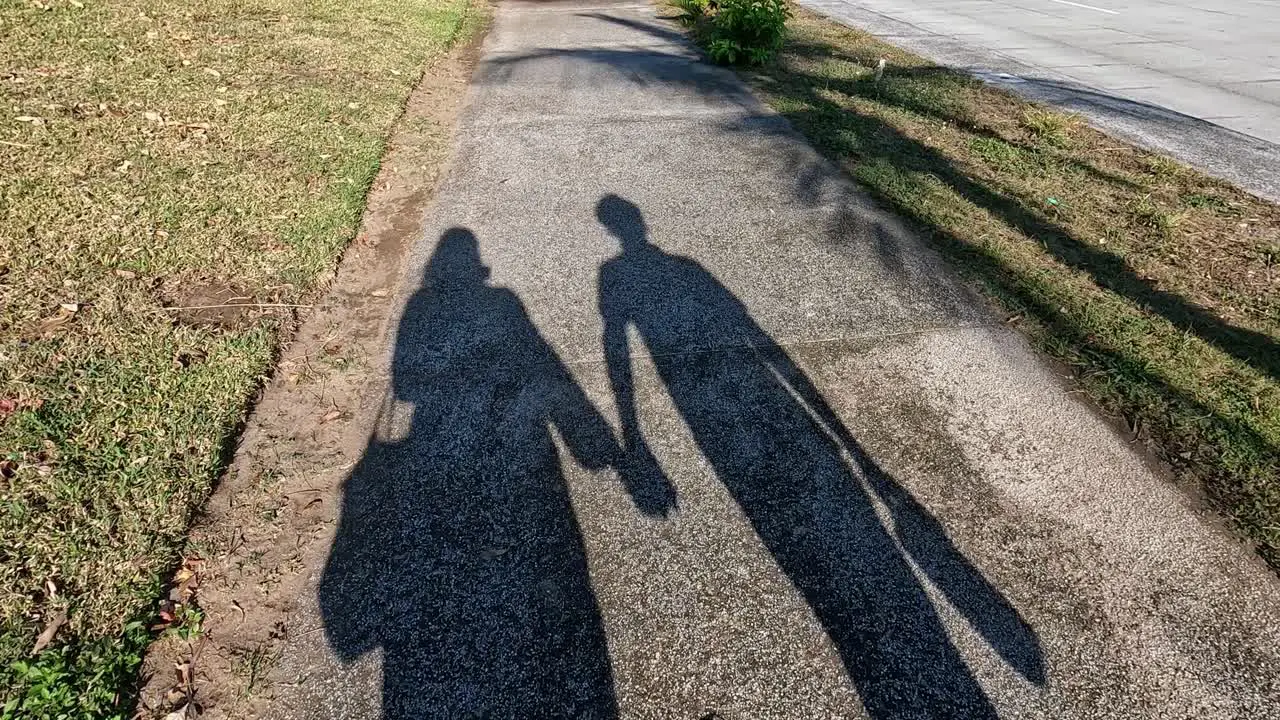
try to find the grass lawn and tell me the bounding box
[738,7,1280,569]
[0,0,481,715]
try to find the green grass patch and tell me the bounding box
[1020,107,1078,147]
[741,6,1280,568]
[0,0,483,716]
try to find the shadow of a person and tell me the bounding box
[319,228,622,719]
[597,195,1045,718]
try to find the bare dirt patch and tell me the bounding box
[158,283,267,328]
[134,16,491,719]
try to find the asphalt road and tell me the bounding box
[797,0,1280,201]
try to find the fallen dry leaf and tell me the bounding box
[31,608,67,655]
[171,558,200,603]
[321,409,342,423]
[35,311,72,337]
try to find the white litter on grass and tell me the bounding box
[971,69,1027,85]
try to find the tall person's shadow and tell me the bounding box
[319,228,622,719]
[597,195,1046,718]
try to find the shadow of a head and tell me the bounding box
[426,227,491,288]
[597,194,649,250]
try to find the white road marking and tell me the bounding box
[1047,0,1120,14]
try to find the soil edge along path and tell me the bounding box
[134,10,492,718]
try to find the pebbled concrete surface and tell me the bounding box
[264,2,1280,718]
[795,0,1280,202]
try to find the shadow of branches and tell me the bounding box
[486,9,1280,565]
[755,54,1280,382]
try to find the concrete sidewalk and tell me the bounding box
[268,2,1280,717]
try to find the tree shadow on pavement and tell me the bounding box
[581,10,1280,383]
[318,228,622,719]
[759,61,1280,382]
[597,194,1044,717]
[737,42,1280,561]
[509,8,1278,562]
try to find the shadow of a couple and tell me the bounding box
[318,195,1044,719]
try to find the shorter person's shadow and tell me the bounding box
[319,228,623,718]
[597,195,1045,718]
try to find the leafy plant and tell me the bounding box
[176,606,203,641]
[707,37,742,64]
[1144,153,1183,179]
[1130,197,1182,240]
[747,44,776,65]
[672,0,790,65]
[713,0,789,61]
[3,621,149,720]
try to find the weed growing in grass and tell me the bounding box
[1182,192,1232,213]
[1020,108,1077,147]
[1144,153,1184,179]
[970,136,1026,173]
[1131,197,1182,240]
[2,620,149,720]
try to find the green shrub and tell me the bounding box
[671,0,790,65]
